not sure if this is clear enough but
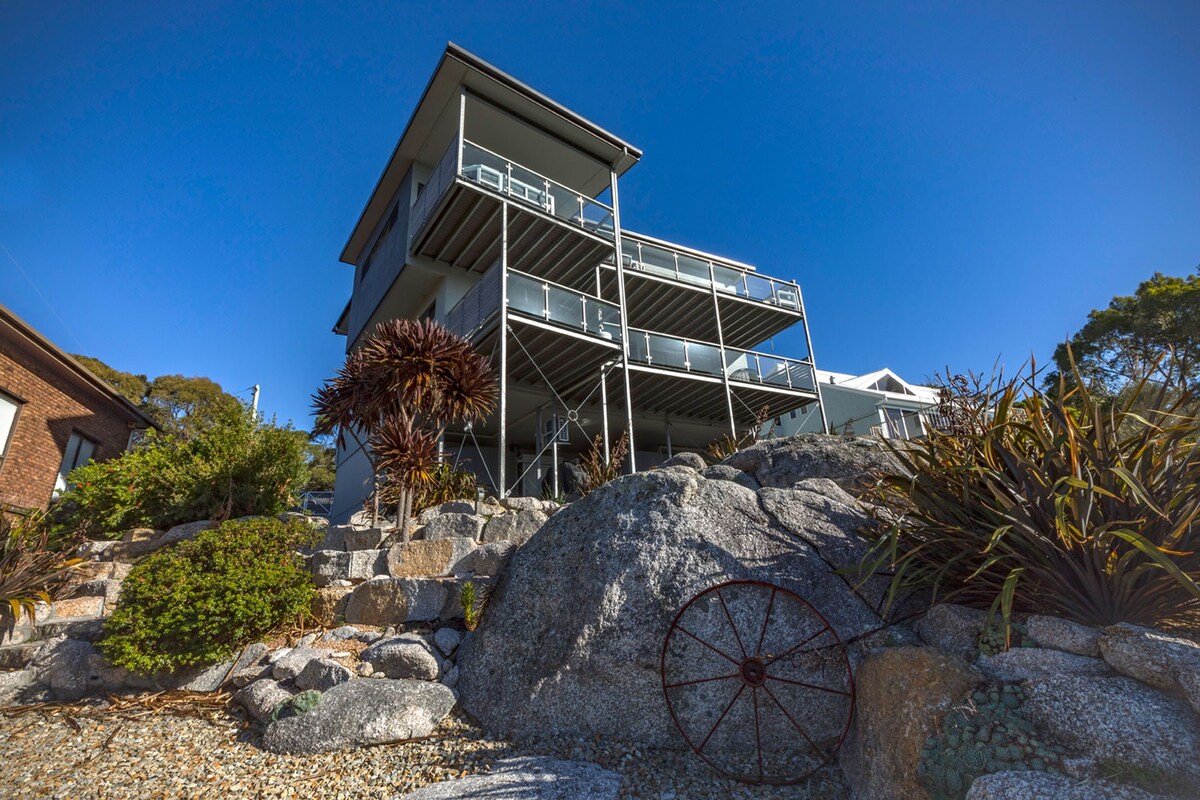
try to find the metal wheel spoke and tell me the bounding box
[664,672,740,690]
[716,588,748,659]
[675,625,741,666]
[697,684,745,753]
[765,674,851,696]
[754,587,776,657]
[752,687,764,784]
[764,624,831,666]
[762,682,821,753]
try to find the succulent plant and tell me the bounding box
[918,684,1067,800]
[270,689,322,722]
[977,619,1038,656]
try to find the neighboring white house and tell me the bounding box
[771,368,942,440]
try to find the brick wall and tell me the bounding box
[0,323,144,512]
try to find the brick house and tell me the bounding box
[0,303,156,514]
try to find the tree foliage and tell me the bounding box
[1049,270,1200,396]
[312,319,496,534]
[55,404,309,537]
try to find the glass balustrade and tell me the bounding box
[626,328,814,392]
[459,140,614,239]
[619,238,803,312]
[506,271,622,342]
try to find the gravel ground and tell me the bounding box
[0,701,849,799]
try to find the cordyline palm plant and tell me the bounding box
[312,319,497,538]
[1,511,84,628]
[859,353,1200,636]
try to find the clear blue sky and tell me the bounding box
[2,2,1198,428]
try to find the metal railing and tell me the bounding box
[443,262,622,344]
[626,328,816,392]
[295,491,333,517]
[411,135,616,243]
[618,238,802,312]
[507,270,622,341]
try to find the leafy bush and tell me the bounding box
[98,517,320,673]
[57,404,309,538]
[704,405,775,464]
[1,510,83,625]
[860,359,1200,633]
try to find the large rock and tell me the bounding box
[480,510,547,545]
[658,452,707,471]
[310,550,386,585]
[29,637,127,700]
[842,646,980,800]
[1025,615,1102,657]
[700,464,761,490]
[424,513,485,541]
[1023,675,1200,786]
[227,643,270,688]
[965,770,1165,800]
[719,433,898,491]
[397,756,622,799]
[157,519,217,548]
[915,604,986,662]
[453,541,514,577]
[419,501,477,524]
[109,528,166,560]
[1098,623,1200,703]
[261,678,455,754]
[271,647,324,682]
[310,586,352,626]
[387,538,476,578]
[361,635,441,680]
[0,669,36,704]
[975,648,1111,682]
[344,527,388,551]
[344,578,448,626]
[457,467,885,746]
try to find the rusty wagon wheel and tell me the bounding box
[660,580,855,785]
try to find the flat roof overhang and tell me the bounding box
[626,364,817,427]
[341,43,641,267]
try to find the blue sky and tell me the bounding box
[2,2,1197,428]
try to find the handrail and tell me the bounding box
[612,238,803,313]
[626,327,816,392]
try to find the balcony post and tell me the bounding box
[456,88,465,175]
[600,362,610,466]
[795,282,829,434]
[610,168,636,474]
[709,263,738,439]
[498,201,509,497]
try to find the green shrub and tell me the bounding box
[98,517,320,673]
[57,404,309,538]
[859,358,1200,634]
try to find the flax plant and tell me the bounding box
[860,355,1200,635]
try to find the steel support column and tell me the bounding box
[710,263,739,439]
[610,168,636,474]
[796,283,829,434]
[498,201,509,496]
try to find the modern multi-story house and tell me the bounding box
[330,44,825,521]
[771,367,942,441]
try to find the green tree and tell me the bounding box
[1048,270,1200,396]
[144,374,242,437]
[301,433,337,492]
[72,355,149,406]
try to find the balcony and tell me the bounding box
[600,236,806,348]
[410,137,616,287]
[625,328,818,425]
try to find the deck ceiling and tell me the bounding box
[474,316,620,406]
[413,182,612,289]
[716,294,805,351]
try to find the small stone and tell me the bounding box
[1099,622,1200,694]
[440,665,460,689]
[48,596,105,620]
[361,636,441,681]
[228,642,270,688]
[271,647,324,682]
[234,678,293,724]
[452,541,514,577]
[479,510,547,546]
[915,604,987,661]
[433,628,461,657]
[294,658,353,691]
[975,647,1111,682]
[424,513,485,541]
[357,662,374,677]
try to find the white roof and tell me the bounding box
[816,367,940,403]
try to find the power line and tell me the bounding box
[0,239,90,356]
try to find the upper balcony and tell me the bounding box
[599,233,806,349]
[410,135,617,290]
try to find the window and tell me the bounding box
[789,409,798,419]
[0,391,20,468]
[54,432,97,497]
[421,301,436,321]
